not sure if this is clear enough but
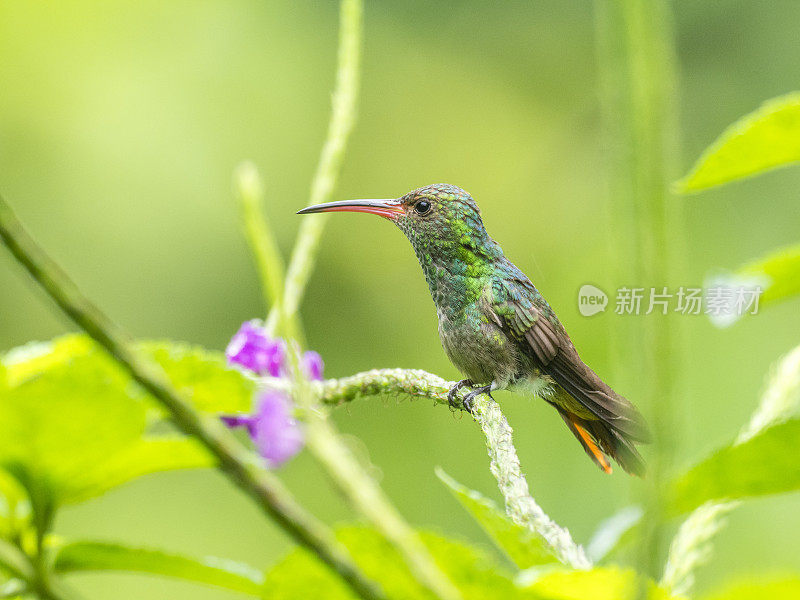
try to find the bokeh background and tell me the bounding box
[1,1,799,598]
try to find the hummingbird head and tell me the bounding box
[297,183,493,264]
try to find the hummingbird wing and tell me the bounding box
[488,269,650,475]
[488,275,562,364]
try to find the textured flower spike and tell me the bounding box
[226,320,286,377]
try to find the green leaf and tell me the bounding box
[701,578,800,600]
[2,336,257,415]
[264,526,534,600]
[141,341,256,414]
[0,338,241,507]
[54,541,263,596]
[677,92,800,192]
[0,352,146,508]
[1,335,93,387]
[585,506,642,563]
[669,418,800,514]
[737,243,800,306]
[63,437,215,504]
[435,467,556,569]
[525,567,675,600]
[705,244,800,328]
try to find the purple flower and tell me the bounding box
[221,390,304,467]
[252,391,305,467]
[226,320,285,377]
[221,321,327,467]
[302,350,324,381]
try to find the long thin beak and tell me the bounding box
[297,198,404,220]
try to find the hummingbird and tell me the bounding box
[298,184,649,475]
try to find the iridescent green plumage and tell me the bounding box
[299,183,650,475]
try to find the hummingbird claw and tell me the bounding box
[461,384,494,413]
[447,379,474,409]
[462,394,475,413]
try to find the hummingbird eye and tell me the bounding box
[414,200,432,215]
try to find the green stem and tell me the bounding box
[301,412,463,600]
[267,0,362,336]
[0,538,33,583]
[264,368,590,569]
[0,537,79,600]
[0,195,385,600]
[233,163,302,343]
[595,0,681,583]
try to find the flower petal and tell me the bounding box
[220,414,256,436]
[302,351,325,381]
[252,391,304,467]
[225,320,286,377]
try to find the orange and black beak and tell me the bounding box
[297,198,405,221]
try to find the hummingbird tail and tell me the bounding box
[556,407,646,477]
[558,410,612,474]
[542,344,650,476]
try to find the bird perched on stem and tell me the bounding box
[298,184,650,475]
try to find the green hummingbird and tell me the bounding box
[298,183,649,475]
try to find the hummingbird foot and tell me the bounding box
[461,383,495,413]
[447,379,474,408]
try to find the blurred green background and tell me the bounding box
[1,1,799,598]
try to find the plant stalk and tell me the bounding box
[0,537,80,600]
[595,0,681,583]
[234,162,300,343]
[267,0,362,336]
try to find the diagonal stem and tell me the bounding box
[0,194,385,600]
[300,411,463,600]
